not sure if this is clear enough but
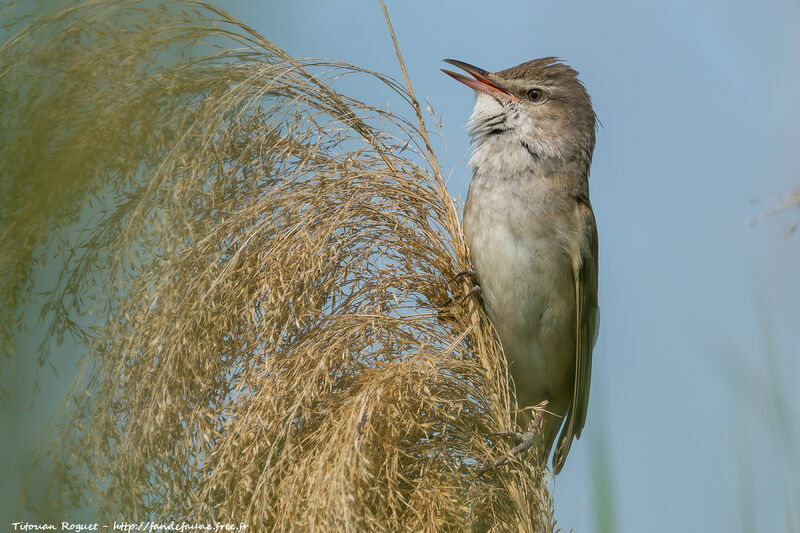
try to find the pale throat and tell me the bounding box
[467,93,561,177]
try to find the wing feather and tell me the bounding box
[552,201,598,474]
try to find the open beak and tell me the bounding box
[441,59,518,102]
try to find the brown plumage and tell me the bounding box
[444,58,599,473]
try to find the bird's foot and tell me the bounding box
[451,268,481,302]
[439,268,481,308]
[481,403,547,472]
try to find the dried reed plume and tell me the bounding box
[0,1,557,530]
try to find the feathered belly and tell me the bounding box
[463,193,576,410]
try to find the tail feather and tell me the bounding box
[552,415,575,475]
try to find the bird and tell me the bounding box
[442,58,599,474]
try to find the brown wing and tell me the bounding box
[552,200,599,474]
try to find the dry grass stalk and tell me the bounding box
[0,1,557,530]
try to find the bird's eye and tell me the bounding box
[526,88,545,101]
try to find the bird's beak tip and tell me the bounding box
[441,59,517,101]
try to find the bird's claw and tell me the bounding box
[449,268,479,284]
[488,429,524,440]
[492,428,538,467]
[439,268,481,308]
[452,268,481,304]
[480,406,546,472]
[460,284,481,302]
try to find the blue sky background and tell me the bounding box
[2,1,798,531]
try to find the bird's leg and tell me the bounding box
[492,407,545,467]
[483,401,548,470]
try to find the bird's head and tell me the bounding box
[443,58,596,173]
